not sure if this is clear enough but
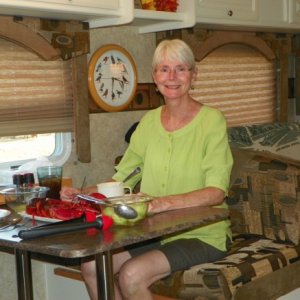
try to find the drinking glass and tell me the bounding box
[37,166,63,199]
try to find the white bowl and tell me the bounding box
[0,209,10,219]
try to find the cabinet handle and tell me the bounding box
[228,10,233,17]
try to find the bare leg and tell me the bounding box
[118,250,171,300]
[81,251,132,300]
[80,260,97,300]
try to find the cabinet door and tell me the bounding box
[72,0,119,9]
[260,0,289,24]
[289,0,300,24]
[196,0,258,22]
[30,0,119,10]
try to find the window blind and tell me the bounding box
[190,44,276,127]
[0,38,74,136]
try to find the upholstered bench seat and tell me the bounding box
[150,235,300,300]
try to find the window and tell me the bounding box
[0,38,74,135]
[190,44,277,127]
[0,132,71,185]
[0,37,74,173]
[0,132,71,167]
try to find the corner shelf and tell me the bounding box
[132,9,193,33]
[89,0,196,34]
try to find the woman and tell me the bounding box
[62,39,233,300]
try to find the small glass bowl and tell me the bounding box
[0,186,49,213]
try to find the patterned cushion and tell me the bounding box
[228,122,300,163]
[228,150,300,245]
[150,235,300,300]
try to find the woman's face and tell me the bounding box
[153,59,197,101]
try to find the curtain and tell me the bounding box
[190,44,276,127]
[0,38,74,136]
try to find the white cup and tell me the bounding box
[97,182,132,198]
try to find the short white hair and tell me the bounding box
[152,39,196,71]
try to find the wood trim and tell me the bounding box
[89,83,163,113]
[54,267,83,282]
[296,57,300,116]
[195,31,276,62]
[73,54,91,163]
[278,40,290,122]
[0,16,60,60]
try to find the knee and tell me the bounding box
[118,262,142,295]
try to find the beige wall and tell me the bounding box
[63,26,156,188]
[0,26,156,300]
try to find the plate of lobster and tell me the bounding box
[21,198,102,222]
[19,211,62,223]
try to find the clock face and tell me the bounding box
[88,44,138,112]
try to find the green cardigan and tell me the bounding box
[113,105,233,251]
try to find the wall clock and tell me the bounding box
[88,44,138,112]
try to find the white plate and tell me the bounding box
[0,209,11,218]
[19,211,61,223]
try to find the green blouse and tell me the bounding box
[113,105,233,251]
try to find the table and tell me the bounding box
[0,206,229,300]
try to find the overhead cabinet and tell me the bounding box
[196,0,300,31]
[289,0,300,25]
[0,0,134,27]
[1,0,300,32]
[0,0,195,33]
[196,0,258,23]
[30,0,118,9]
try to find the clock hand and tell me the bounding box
[113,77,125,90]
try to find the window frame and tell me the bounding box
[0,132,72,171]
